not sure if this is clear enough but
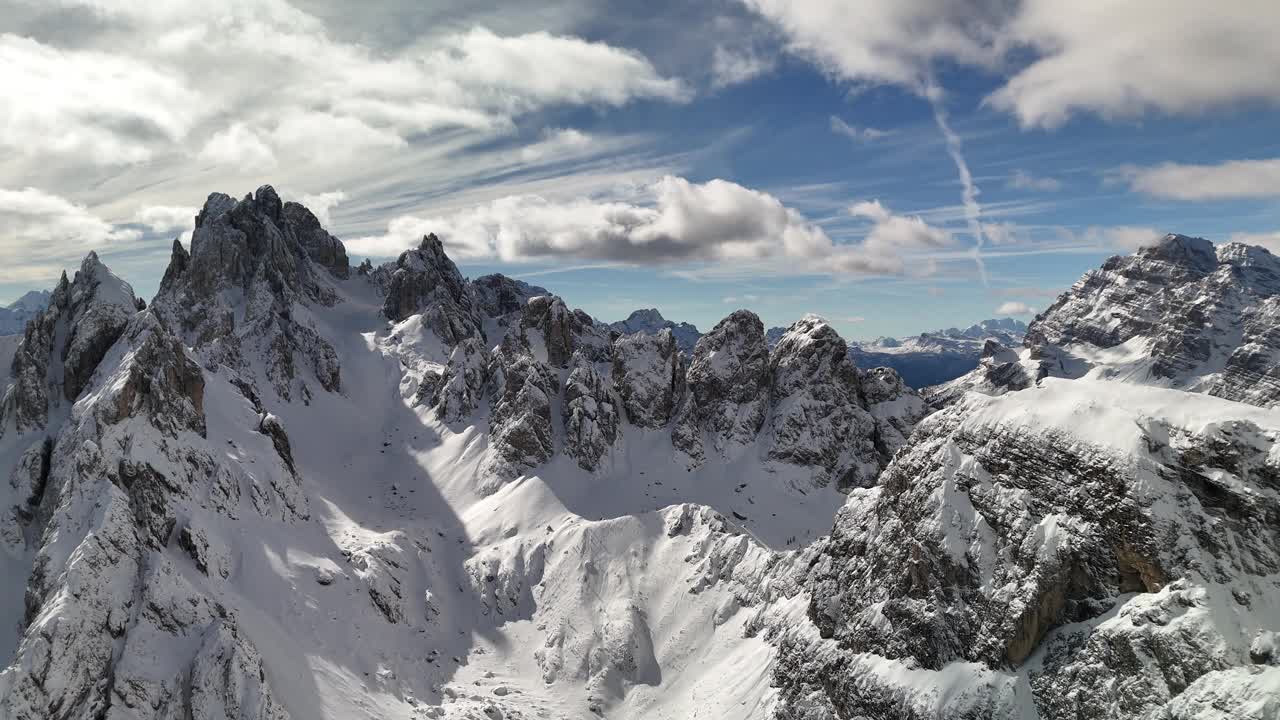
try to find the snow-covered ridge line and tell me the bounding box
[4,189,1280,719]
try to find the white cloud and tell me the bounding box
[744,0,1280,128]
[1229,231,1280,255]
[351,176,947,277]
[995,301,1035,316]
[198,123,278,172]
[0,187,141,280]
[1008,169,1062,192]
[711,46,776,88]
[990,1,1280,128]
[520,128,596,163]
[0,33,200,166]
[133,205,196,234]
[1117,158,1280,200]
[298,191,348,227]
[0,4,688,173]
[829,116,892,142]
[722,294,760,303]
[1083,225,1164,251]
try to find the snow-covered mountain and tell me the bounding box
[608,308,702,356]
[1,195,1276,720]
[0,290,52,336]
[845,318,1028,388]
[764,318,1027,388]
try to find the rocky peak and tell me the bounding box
[153,186,345,400]
[471,273,548,319]
[1,252,138,435]
[672,310,770,463]
[380,234,482,347]
[1025,233,1280,406]
[610,308,701,356]
[611,329,685,429]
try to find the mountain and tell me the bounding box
[0,186,924,720]
[0,290,52,336]
[844,318,1028,388]
[2,199,1275,720]
[608,308,702,355]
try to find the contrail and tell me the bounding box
[925,79,989,286]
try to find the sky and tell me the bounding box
[2,0,1279,340]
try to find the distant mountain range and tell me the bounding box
[0,289,51,335]
[611,310,1027,389]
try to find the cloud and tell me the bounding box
[520,128,596,163]
[1008,169,1061,192]
[0,187,141,281]
[134,205,196,234]
[1229,231,1280,254]
[351,176,947,276]
[0,5,689,172]
[298,191,348,227]
[1116,158,1280,200]
[989,1,1280,128]
[995,301,1036,316]
[722,294,760,303]
[1082,225,1165,251]
[711,46,776,88]
[743,0,1280,127]
[829,116,892,142]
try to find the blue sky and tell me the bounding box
[2,0,1279,340]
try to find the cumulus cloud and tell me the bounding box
[1008,169,1062,192]
[1116,158,1280,200]
[743,0,1280,127]
[520,128,596,163]
[0,187,141,281]
[995,301,1036,316]
[1082,225,1165,251]
[134,205,196,234]
[298,191,348,227]
[829,116,892,142]
[350,176,947,276]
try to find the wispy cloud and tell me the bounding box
[1115,158,1280,200]
[830,116,893,143]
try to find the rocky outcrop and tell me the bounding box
[485,333,558,483]
[774,379,1280,719]
[472,274,548,319]
[611,329,684,428]
[765,316,880,488]
[673,310,771,464]
[562,352,619,471]
[418,337,490,422]
[152,185,344,401]
[379,234,482,348]
[1,253,138,436]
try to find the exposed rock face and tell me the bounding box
[419,337,490,422]
[1026,234,1280,407]
[673,310,771,464]
[152,185,344,401]
[765,317,880,488]
[1,304,298,720]
[485,333,558,483]
[472,274,548,319]
[773,379,1280,719]
[611,329,684,429]
[562,352,619,471]
[283,200,349,278]
[1,253,138,436]
[609,308,701,356]
[379,234,482,348]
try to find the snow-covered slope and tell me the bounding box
[3,195,1275,720]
